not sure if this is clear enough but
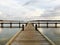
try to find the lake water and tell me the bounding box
[38,28,60,45]
[0,28,22,45]
[0,23,60,45]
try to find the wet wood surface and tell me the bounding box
[9,23,51,45]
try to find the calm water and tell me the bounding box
[0,23,60,45]
[0,28,22,45]
[0,24,26,45]
[38,28,60,45]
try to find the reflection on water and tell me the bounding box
[0,28,2,33]
[0,28,22,45]
[38,28,60,45]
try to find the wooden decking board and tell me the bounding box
[8,23,51,45]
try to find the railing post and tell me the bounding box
[10,23,12,28]
[55,23,57,28]
[47,22,48,28]
[22,24,24,31]
[19,22,20,28]
[35,24,38,31]
[1,23,3,28]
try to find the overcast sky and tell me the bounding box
[0,0,60,20]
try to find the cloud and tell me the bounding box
[40,6,60,20]
[23,0,60,9]
[0,0,45,20]
[0,11,2,15]
[0,0,60,20]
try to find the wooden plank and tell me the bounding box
[6,23,53,45]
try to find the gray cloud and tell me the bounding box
[40,6,60,20]
[0,0,60,20]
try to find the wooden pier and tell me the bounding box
[6,23,55,45]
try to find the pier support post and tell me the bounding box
[10,23,12,28]
[22,24,24,31]
[35,24,38,31]
[47,22,48,28]
[55,23,57,28]
[1,23,3,28]
[19,22,20,28]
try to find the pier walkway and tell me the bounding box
[6,23,55,45]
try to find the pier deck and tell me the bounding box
[6,23,54,45]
